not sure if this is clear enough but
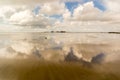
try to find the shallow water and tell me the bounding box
[0,32,120,60]
[0,32,120,80]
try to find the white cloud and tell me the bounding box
[0,0,60,6]
[61,0,84,3]
[63,9,71,20]
[101,0,120,22]
[73,1,102,21]
[104,0,120,13]
[0,0,85,6]
[53,20,120,32]
[0,6,32,22]
[100,12,120,23]
[40,2,66,15]
[9,9,51,28]
[9,10,33,25]
[0,6,16,22]
[62,1,103,22]
[62,1,120,24]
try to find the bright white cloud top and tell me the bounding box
[0,0,120,32]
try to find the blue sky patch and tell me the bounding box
[65,2,79,13]
[33,6,40,15]
[93,0,106,11]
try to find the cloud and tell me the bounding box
[101,0,120,22]
[0,0,120,31]
[9,9,51,28]
[61,0,84,3]
[0,6,16,22]
[61,1,120,26]
[40,2,66,15]
[0,0,86,6]
[0,0,60,6]
[62,1,104,22]
[100,12,120,23]
[63,9,71,20]
[0,6,32,22]
[104,0,120,12]
[73,1,102,21]
[0,5,53,28]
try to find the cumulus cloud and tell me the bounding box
[60,1,104,29]
[0,6,16,22]
[0,6,33,22]
[62,1,104,22]
[0,5,53,28]
[63,9,71,20]
[40,2,66,15]
[60,0,120,29]
[73,1,102,21]
[9,9,51,28]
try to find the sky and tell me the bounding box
[0,0,120,32]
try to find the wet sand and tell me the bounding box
[0,59,120,80]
